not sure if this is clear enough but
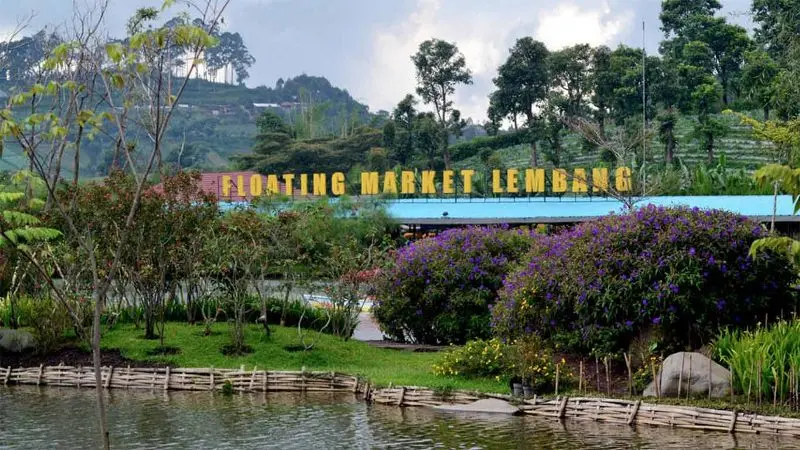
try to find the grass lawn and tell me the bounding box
[101,322,508,394]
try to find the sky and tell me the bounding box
[1,0,754,122]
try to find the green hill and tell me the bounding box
[0,75,379,177]
[452,113,775,173]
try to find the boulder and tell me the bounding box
[644,352,730,398]
[0,329,36,353]
[434,398,520,415]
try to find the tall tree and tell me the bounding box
[660,0,722,37]
[547,44,593,118]
[206,31,255,84]
[741,50,779,120]
[752,0,800,63]
[411,39,472,169]
[391,94,417,164]
[659,0,751,105]
[492,37,549,166]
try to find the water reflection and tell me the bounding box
[1,387,797,449]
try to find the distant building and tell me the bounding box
[154,171,310,202]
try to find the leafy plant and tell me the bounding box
[373,226,537,345]
[432,338,509,378]
[493,205,798,355]
[715,320,800,400]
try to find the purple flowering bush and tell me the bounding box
[492,205,799,355]
[373,226,537,345]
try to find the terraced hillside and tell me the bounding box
[453,113,775,173]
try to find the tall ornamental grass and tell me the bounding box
[716,320,800,402]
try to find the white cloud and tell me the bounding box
[535,2,633,50]
[358,0,634,123]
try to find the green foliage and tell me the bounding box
[493,206,799,356]
[450,130,529,162]
[715,320,800,400]
[373,226,536,345]
[432,338,509,378]
[412,39,472,166]
[15,296,71,354]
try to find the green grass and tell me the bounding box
[101,322,507,393]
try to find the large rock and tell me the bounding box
[644,352,730,398]
[0,329,36,353]
[434,398,520,415]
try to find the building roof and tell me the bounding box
[218,194,799,225]
[382,195,800,225]
[153,171,308,201]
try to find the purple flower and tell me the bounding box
[689,247,696,256]
[652,316,662,325]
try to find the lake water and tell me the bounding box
[2,387,798,449]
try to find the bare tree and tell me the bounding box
[563,116,664,210]
[0,2,230,448]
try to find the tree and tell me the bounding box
[660,0,722,38]
[0,3,228,448]
[411,39,472,168]
[547,44,593,118]
[493,37,549,166]
[659,0,751,105]
[690,80,727,163]
[741,50,779,120]
[391,94,417,164]
[591,45,614,135]
[657,108,679,165]
[752,0,800,63]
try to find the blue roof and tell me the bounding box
[219,195,799,225]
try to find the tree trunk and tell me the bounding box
[764,106,770,122]
[92,291,110,450]
[707,135,715,165]
[280,284,291,327]
[665,131,675,165]
[441,128,451,169]
[530,141,538,167]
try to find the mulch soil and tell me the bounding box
[0,344,167,369]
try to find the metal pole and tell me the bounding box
[642,20,647,197]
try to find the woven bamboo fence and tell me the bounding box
[368,386,800,437]
[520,396,800,437]
[2,365,361,394]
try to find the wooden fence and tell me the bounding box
[368,387,800,438]
[6,365,800,438]
[2,365,361,393]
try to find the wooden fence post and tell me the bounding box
[105,366,114,389]
[397,387,406,406]
[627,400,641,425]
[36,364,44,386]
[4,366,11,385]
[209,366,215,391]
[249,366,257,391]
[557,396,569,419]
[164,366,170,391]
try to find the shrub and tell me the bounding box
[715,320,800,400]
[492,205,799,355]
[16,296,71,354]
[507,335,568,391]
[432,338,509,377]
[373,226,537,345]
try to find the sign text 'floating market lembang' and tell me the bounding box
[220,167,632,198]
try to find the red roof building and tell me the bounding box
[154,171,311,202]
